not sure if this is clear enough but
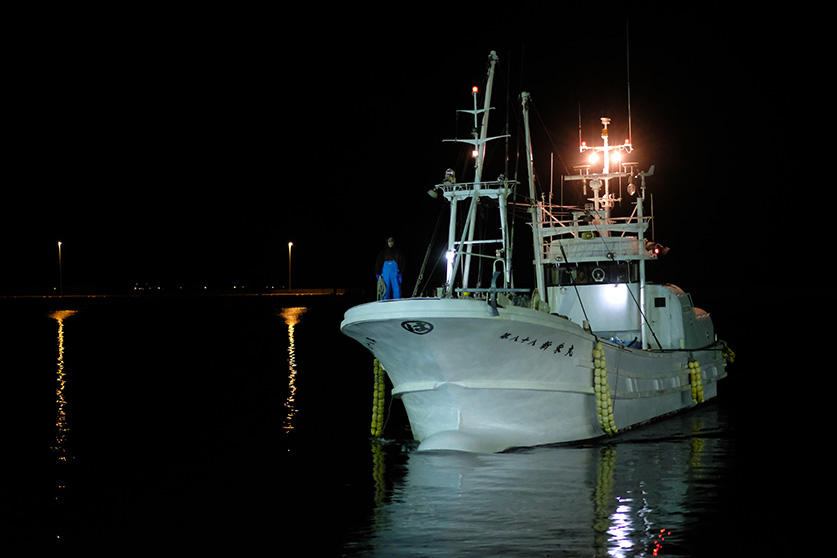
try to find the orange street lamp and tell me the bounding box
[288,242,293,291]
[57,241,63,296]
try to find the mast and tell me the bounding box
[544,113,657,345]
[576,117,632,233]
[520,91,546,299]
[462,51,499,289]
[637,172,647,348]
[440,51,509,297]
[637,166,654,349]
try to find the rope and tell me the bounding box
[556,240,590,325]
[623,277,663,350]
[412,204,445,297]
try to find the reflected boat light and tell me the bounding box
[609,499,635,556]
[653,529,672,556]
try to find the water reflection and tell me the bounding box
[280,307,307,437]
[354,406,732,557]
[48,310,77,462]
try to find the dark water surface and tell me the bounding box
[2,296,782,555]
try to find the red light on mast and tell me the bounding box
[472,86,479,94]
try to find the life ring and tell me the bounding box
[591,267,606,282]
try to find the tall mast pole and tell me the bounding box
[637,167,654,348]
[601,117,612,236]
[477,52,498,173]
[521,91,546,300]
[637,180,647,349]
[462,51,499,289]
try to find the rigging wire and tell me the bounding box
[626,18,632,145]
[553,215,660,349]
[530,98,572,177]
[624,277,663,350]
[555,240,589,325]
[412,202,446,297]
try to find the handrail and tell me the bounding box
[454,271,530,316]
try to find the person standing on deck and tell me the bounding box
[376,237,404,300]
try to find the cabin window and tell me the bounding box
[654,297,666,307]
[547,262,638,287]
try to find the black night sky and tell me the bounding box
[4,6,781,297]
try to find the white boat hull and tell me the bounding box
[340,298,727,453]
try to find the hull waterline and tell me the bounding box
[341,298,727,453]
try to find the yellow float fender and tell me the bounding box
[722,345,736,364]
[593,341,618,435]
[688,358,704,404]
[371,359,386,437]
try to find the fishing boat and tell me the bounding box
[340,51,733,453]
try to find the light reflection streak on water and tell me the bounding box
[48,310,77,462]
[593,417,715,556]
[280,307,307,436]
[602,467,681,557]
[608,497,636,556]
